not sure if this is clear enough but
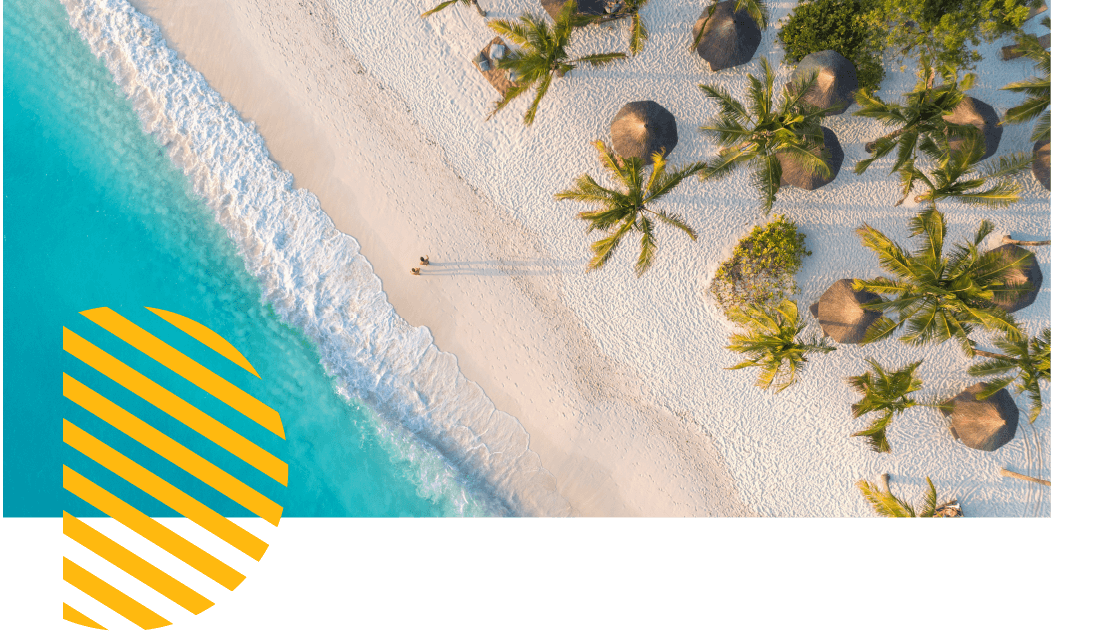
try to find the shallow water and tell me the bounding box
[4,0,498,517]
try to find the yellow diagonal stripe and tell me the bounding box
[64,374,283,526]
[64,327,288,486]
[63,466,245,590]
[63,603,107,630]
[147,307,260,378]
[63,557,172,630]
[64,420,269,561]
[64,512,214,616]
[83,308,283,438]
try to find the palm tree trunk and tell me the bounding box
[973,349,1008,360]
[471,0,486,17]
[1000,467,1051,486]
[1001,234,1050,246]
[864,127,909,154]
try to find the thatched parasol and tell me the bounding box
[1032,139,1050,191]
[541,0,605,20]
[984,243,1042,312]
[610,101,678,163]
[809,278,883,344]
[691,2,761,72]
[940,382,1019,452]
[944,96,1003,160]
[778,126,843,190]
[785,50,858,116]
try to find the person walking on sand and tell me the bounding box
[420,255,430,266]
[410,267,421,276]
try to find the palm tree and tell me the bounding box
[574,0,653,56]
[852,206,1027,357]
[699,58,834,214]
[1000,18,1050,142]
[421,0,485,19]
[857,473,958,518]
[854,59,976,176]
[894,128,1032,207]
[847,359,923,454]
[691,0,768,52]
[726,298,835,393]
[968,327,1050,423]
[555,140,706,276]
[488,2,627,126]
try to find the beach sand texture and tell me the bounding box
[99,0,1049,516]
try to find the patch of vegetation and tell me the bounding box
[857,473,959,517]
[777,0,886,92]
[863,0,1045,76]
[709,216,811,318]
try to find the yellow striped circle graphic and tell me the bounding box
[61,307,287,630]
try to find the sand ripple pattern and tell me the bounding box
[64,0,572,517]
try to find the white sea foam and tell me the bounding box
[63,0,573,517]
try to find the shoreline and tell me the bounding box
[125,0,750,516]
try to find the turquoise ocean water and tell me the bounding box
[4,0,494,517]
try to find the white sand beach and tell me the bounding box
[90,0,1051,516]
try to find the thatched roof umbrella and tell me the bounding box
[541,0,604,20]
[944,96,1003,160]
[610,101,678,163]
[940,382,1019,451]
[809,278,883,344]
[785,50,858,116]
[778,126,843,190]
[984,243,1042,312]
[1032,139,1050,191]
[692,2,762,72]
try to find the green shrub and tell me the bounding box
[709,216,811,319]
[778,0,885,92]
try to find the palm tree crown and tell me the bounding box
[968,327,1050,423]
[854,61,976,178]
[1000,19,1050,142]
[726,298,835,393]
[848,359,923,454]
[574,0,653,56]
[852,207,1027,357]
[556,140,706,276]
[489,2,627,126]
[857,474,954,518]
[421,0,485,19]
[897,129,1032,207]
[699,58,834,214]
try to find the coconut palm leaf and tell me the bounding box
[969,327,1050,423]
[1000,30,1050,141]
[557,141,704,276]
[699,58,831,215]
[856,58,981,198]
[857,475,952,518]
[726,299,834,394]
[855,207,1023,355]
[421,0,461,18]
[487,2,626,126]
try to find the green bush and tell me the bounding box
[709,216,811,319]
[778,0,885,93]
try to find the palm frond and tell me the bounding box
[653,211,698,241]
[421,0,460,18]
[629,13,648,56]
[522,74,554,127]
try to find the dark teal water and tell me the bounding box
[4,0,484,517]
